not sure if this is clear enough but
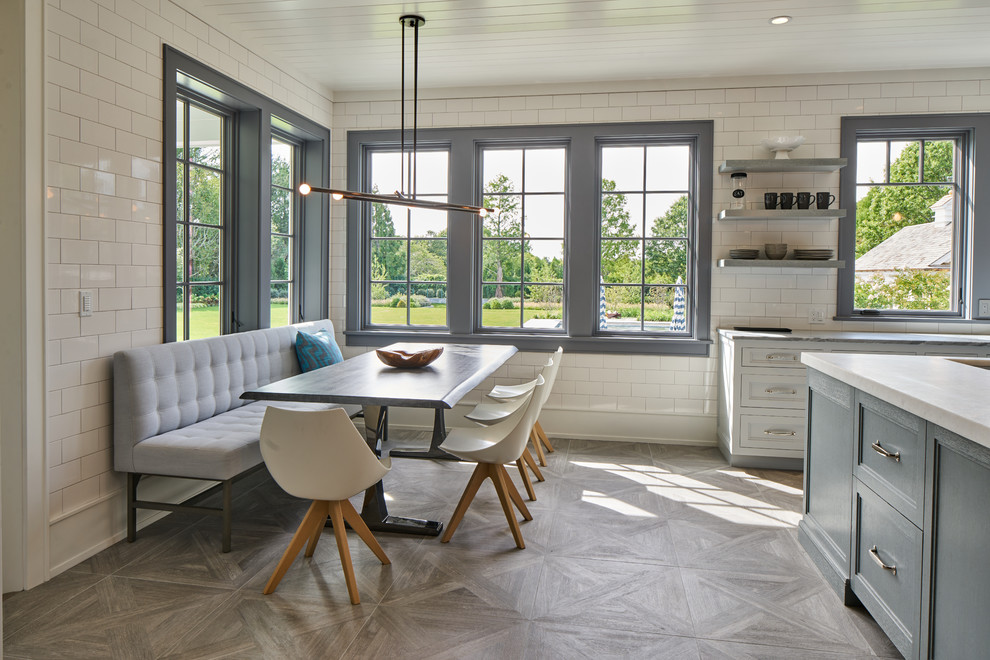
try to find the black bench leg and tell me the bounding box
[221,478,233,553]
[127,473,139,543]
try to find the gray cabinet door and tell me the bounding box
[799,371,855,602]
[927,428,990,660]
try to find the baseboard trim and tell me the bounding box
[386,405,718,446]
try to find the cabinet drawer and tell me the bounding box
[855,392,927,527]
[741,346,805,368]
[740,372,807,409]
[739,413,805,451]
[852,483,922,660]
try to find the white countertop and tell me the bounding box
[720,328,990,345]
[802,352,990,450]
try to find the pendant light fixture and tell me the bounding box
[299,14,493,217]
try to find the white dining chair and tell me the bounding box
[259,406,391,604]
[439,381,545,549]
[469,347,563,468]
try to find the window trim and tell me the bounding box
[838,114,990,321]
[345,121,713,355]
[163,46,331,341]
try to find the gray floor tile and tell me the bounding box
[2,435,900,659]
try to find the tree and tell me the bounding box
[482,174,522,297]
[185,147,222,301]
[270,154,291,295]
[855,141,953,257]
[370,188,406,281]
[855,269,951,310]
[645,195,688,284]
[599,179,641,288]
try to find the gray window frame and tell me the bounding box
[345,121,713,355]
[163,47,331,341]
[838,114,990,321]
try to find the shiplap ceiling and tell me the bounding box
[175,0,990,93]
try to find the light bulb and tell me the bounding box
[332,192,344,201]
[478,208,488,217]
[298,183,311,195]
[769,15,790,25]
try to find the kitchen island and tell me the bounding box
[799,352,990,660]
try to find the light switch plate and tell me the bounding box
[979,299,990,318]
[808,306,826,324]
[79,290,93,317]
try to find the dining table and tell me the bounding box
[241,342,517,536]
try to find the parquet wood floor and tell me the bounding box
[3,434,902,659]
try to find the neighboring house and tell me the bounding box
[855,193,954,282]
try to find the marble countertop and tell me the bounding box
[719,328,990,345]
[802,352,990,450]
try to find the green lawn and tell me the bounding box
[371,304,555,327]
[179,303,289,339]
[179,303,554,337]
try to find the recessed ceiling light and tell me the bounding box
[770,16,791,25]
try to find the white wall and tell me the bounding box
[42,0,333,577]
[329,69,990,441]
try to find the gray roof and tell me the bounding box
[856,221,952,272]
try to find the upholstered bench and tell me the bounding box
[113,320,358,552]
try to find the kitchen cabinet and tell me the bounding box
[717,330,990,469]
[799,352,990,660]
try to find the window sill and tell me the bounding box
[344,329,712,356]
[834,314,971,323]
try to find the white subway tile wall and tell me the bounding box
[328,75,990,443]
[44,0,333,521]
[42,0,990,562]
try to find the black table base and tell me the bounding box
[388,408,460,461]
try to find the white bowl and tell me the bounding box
[761,135,806,159]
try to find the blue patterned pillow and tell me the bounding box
[294,329,344,372]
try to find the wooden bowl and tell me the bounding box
[376,346,444,369]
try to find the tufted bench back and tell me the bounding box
[113,320,335,473]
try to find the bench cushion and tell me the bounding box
[130,400,361,480]
[114,320,338,475]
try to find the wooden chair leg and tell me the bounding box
[490,464,526,549]
[515,458,537,501]
[329,500,360,605]
[340,499,390,565]
[499,465,532,521]
[535,421,555,453]
[522,448,545,482]
[305,509,326,557]
[264,500,328,595]
[529,428,548,467]
[441,463,489,543]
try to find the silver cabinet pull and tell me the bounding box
[764,429,796,436]
[764,387,797,395]
[871,441,901,462]
[766,353,797,361]
[869,545,897,575]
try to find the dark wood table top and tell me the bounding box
[241,343,518,408]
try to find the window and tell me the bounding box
[270,135,298,328]
[368,150,450,327]
[481,146,565,330]
[838,114,990,320]
[175,98,228,340]
[164,48,331,341]
[599,143,691,334]
[346,121,713,354]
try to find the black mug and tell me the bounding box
[796,192,813,209]
[816,192,836,209]
[779,192,795,210]
[764,192,779,209]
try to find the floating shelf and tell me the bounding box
[718,209,847,221]
[718,259,845,269]
[718,158,848,174]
